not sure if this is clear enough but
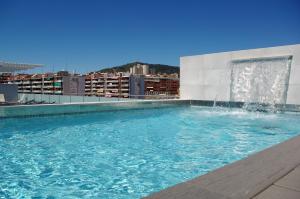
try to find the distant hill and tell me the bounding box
[97,62,179,74]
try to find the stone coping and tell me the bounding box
[145,135,300,199]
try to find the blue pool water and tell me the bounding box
[1,105,300,198]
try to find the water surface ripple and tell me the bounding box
[1,106,300,198]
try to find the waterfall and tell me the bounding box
[230,56,292,111]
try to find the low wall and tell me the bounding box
[17,93,133,104]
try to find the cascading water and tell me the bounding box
[230,56,292,112]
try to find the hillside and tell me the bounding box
[97,62,179,74]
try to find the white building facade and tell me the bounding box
[180,44,300,105]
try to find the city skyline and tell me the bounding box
[1,0,300,74]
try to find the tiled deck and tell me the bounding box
[254,165,300,199]
[145,135,300,199]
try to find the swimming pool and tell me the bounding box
[1,105,300,198]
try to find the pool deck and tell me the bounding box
[145,135,300,199]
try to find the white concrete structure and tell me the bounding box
[180,44,300,105]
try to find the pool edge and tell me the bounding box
[144,134,300,199]
[1,99,300,118]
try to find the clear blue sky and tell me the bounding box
[1,0,300,73]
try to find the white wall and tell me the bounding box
[180,44,300,105]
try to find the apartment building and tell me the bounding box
[1,71,85,95]
[1,71,179,98]
[0,73,13,83]
[85,73,106,96]
[85,72,179,98]
[129,74,179,98]
[85,72,130,98]
[144,76,179,96]
[129,75,145,98]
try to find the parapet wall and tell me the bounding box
[180,44,300,105]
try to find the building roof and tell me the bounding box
[0,61,43,72]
